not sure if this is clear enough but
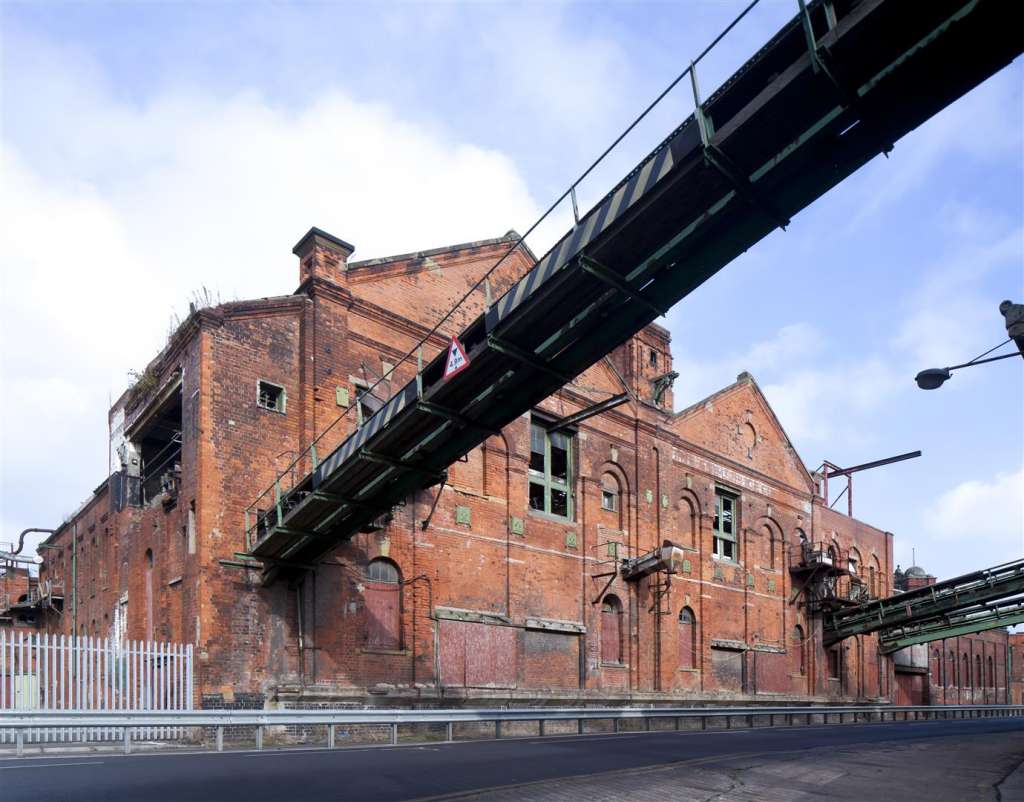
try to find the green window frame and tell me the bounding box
[712,488,738,561]
[528,419,573,519]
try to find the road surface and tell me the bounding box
[1,717,1022,801]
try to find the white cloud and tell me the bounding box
[672,322,904,451]
[0,51,542,544]
[925,469,1024,552]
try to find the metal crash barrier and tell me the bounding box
[1,704,1021,757]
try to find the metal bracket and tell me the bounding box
[421,473,448,531]
[690,62,790,231]
[487,336,575,385]
[578,255,668,318]
[360,449,444,481]
[418,401,501,436]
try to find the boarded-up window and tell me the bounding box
[144,549,154,642]
[975,655,983,687]
[948,651,957,687]
[963,654,970,688]
[827,647,840,680]
[988,656,995,688]
[601,595,623,664]
[365,559,401,650]
[710,647,743,691]
[680,497,697,549]
[439,619,517,688]
[678,607,696,669]
[793,626,805,675]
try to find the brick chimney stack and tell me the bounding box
[292,227,355,288]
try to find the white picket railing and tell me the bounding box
[0,630,193,743]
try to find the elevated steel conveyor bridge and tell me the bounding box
[242,0,1023,582]
[824,559,1024,653]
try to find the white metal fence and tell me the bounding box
[0,630,193,743]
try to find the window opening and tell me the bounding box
[793,625,806,675]
[528,419,573,519]
[365,558,401,650]
[678,607,696,669]
[130,382,183,506]
[713,489,738,561]
[257,380,285,413]
[601,595,623,664]
[600,474,619,512]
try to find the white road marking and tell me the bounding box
[0,761,105,770]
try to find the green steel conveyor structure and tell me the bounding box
[242,0,1023,582]
[823,559,1024,653]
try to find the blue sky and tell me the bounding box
[1,1,1021,581]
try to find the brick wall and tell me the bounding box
[35,226,984,711]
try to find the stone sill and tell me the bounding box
[360,648,409,657]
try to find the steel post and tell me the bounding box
[255,725,263,751]
[390,723,398,745]
[123,726,131,755]
[216,725,224,752]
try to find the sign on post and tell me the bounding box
[443,336,470,380]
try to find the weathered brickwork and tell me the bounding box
[29,226,1016,709]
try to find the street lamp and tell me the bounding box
[915,300,1023,390]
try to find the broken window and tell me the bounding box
[712,489,738,561]
[130,380,183,506]
[365,558,401,651]
[648,348,658,368]
[678,607,696,670]
[257,380,285,413]
[600,595,623,664]
[353,379,385,425]
[528,419,573,520]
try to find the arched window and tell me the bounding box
[793,625,806,675]
[680,496,698,549]
[145,549,154,642]
[975,655,982,687]
[948,651,957,687]
[848,548,860,576]
[601,595,623,664]
[678,607,696,670]
[872,556,882,596]
[931,649,941,685]
[963,654,971,688]
[600,472,624,530]
[365,558,402,650]
[988,655,995,688]
[764,525,776,570]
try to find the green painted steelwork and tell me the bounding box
[879,601,1024,654]
[825,559,1024,647]
[240,0,1024,579]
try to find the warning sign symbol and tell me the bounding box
[443,336,470,380]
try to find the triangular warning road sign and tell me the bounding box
[443,336,470,380]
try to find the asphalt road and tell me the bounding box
[1,718,1022,801]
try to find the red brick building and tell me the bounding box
[890,565,1013,705]
[19,227,1002,709]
